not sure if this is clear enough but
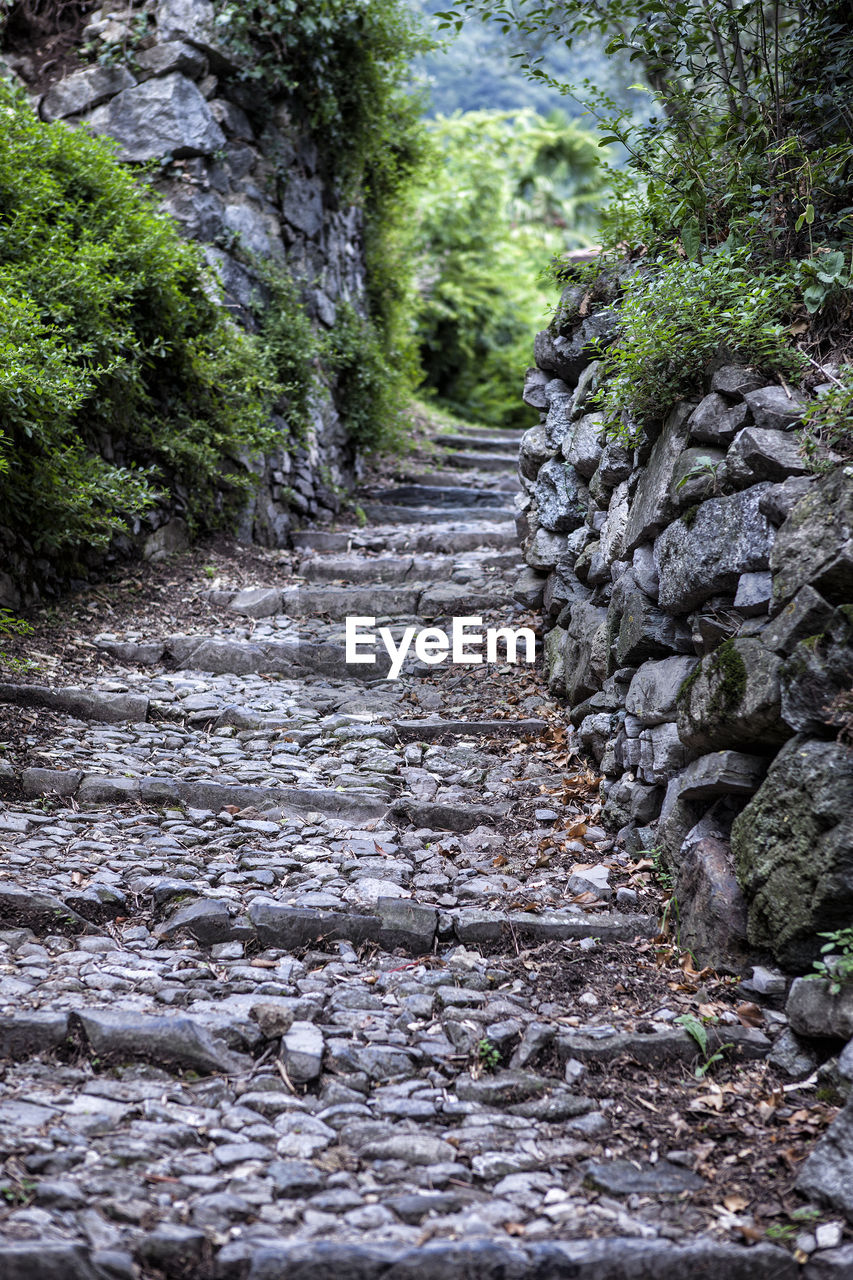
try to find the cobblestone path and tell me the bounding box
[0,422,818,1278]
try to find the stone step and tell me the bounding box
[439,431,525,452]
[395,470,520,493]
[213,583,507,621]
[391,717,548,741]
[297,551,521,584]
[364,484,513,510]
[0,682,149,724]
[291,526,518,553]
[97,634,393,680]
[15,767,393,821]
[147,893,659,955]
[0,1236,799,1280]
[359,503,516,526]
[439,450,520,473]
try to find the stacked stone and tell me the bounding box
[516,270,853,975]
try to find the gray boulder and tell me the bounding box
[156,0,233,67]
[733,571,772,616]
[781,629,853,735]
[522,367,549,409]
[518,424,553,480]
[676,637,788,750]
[710,365,766,400]
[676,750,767,801]
[609,571,693,667]
[797,1093,853,1223]
[41,64,135,121]
[675,836,751,972]
[562,412,605,479]
[625,656,698,725]
[732,736,853,969]
[724,427,808,487]
[533,309,619,386]
[136,40,207,78]
[543,626,566,693]
[637,722,693,784]
[758,474,815,525]
[598,441,632,485]
[787,977,853,1041]
[669,446,725,509]
[524,527,572,570]
[563,601,609,704]
[84,73,225,161]
[623,402,693,554]
[771,466,853,606]
[532,460,587,533]
[282,173,325,238]
[512,568,547,609]
[655,485,775,613]
[763,585,837,655]
[744,385,808,430]
[688,392,748,445]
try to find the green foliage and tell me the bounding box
[596,253,807,437]
[441,0,853,394]
[477,1038,501,1071]
[417,0,643,119]
[249,262,318,440]
[321,302,407,453]
[212,0,430,194]
[413,109,608,427]
[809,927,853,995]
[800,368,853,468]
[0,607,34,672]
[0,84,283,559]
[675,1011,733,1080]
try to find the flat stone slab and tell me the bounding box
[582,1157,704,1195]
[234,1237,796,1279]
[0,683,149,724]
[391,718,547,741]
[72,1008,249,1075]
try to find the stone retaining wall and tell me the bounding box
[0,0,367,605]
[516,268,853,973]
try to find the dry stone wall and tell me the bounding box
[3,0,368,576]
[516,271,853,975]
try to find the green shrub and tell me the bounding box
[597,252,807,438]
[799,367,853,469]
[0,84,282,557]
[413,109,607,427]
[321,302,407,453]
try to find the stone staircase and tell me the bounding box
[0,418,832,1278]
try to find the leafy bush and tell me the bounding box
[413,109,607,427]
[0,84,284,559]
[597,253,806,436]
[321,302,408,453]
[800,367,853,469]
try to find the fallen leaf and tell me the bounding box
[735,1002,763,1027]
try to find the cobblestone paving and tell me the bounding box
[0,426,829,1278]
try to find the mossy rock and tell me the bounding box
[676,637,789,750]
[732,735,853,970]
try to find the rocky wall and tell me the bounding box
[516,269,853,974]
[0,0,368,604]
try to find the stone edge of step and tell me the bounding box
[0,1231,801,1280]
